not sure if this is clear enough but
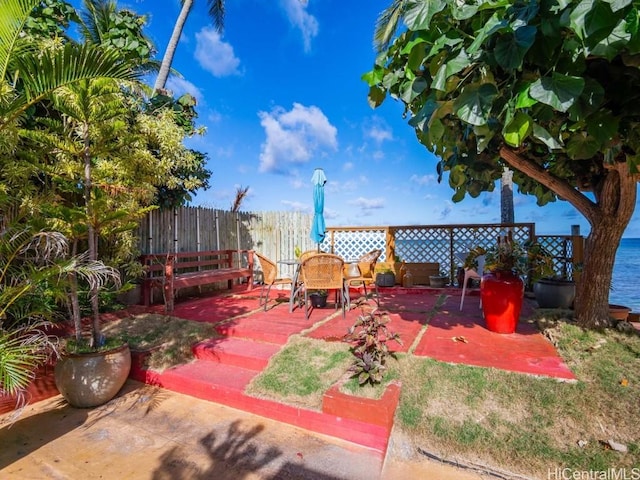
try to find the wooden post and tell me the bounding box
[571,225,583,284]
[386,227,395,262]
[163,254,175,312]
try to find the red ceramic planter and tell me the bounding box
[480,271,524,334]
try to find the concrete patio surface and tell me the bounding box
[1,380,488,480]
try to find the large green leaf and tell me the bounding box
[454,83,498,126]
[400,76,428,103]
[468,13,507,54]
[432,48,471,91]
[494,26,537,70]
[503,112,533,147]
[532,123,563,149]
[408,98,438,131]
[366,84,387,109]
[515,83,538,108]
[590,19,632,58]
[586,110,619,145]
[529,73,585,112]
[569,0,596,41]
[606,0,633,12]
[403,0,447,31]
[566,133,600,159]
[570,0,620,46]
[509,0,540,26]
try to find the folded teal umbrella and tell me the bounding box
[310,168,326,250]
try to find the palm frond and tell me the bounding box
[0,321,57,402]
[1,42,139,131]
[0,0,40,81]
[207,0,225,33]
[373,0,409,53]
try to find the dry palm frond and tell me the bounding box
[231,185,249,212]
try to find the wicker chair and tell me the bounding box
[255,252,293,311]
[300,253,347,319]
[346,249,382,307]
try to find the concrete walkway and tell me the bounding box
[1,381,488,480]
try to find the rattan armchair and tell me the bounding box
[299,253,348,319]
[255,252,293,311]
[346,249,382,307]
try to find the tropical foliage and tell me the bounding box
[0,0,212,404]
[344,311,402,385]
[365,0,640,327]
[0,216,117,406]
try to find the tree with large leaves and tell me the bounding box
[365,0,640,328]
[153,0,225,92]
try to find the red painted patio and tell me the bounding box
[3,284,576,461]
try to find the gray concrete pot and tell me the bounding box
[533,279,576,309]
[54,343,131,408]
[376,272,395,287]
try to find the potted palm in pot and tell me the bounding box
[52,234,130,408]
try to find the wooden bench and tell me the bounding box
[139,250,254,311]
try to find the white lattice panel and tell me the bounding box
[328,230,386,261]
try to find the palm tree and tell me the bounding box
[154,0,226,93]
[0,0,138,134]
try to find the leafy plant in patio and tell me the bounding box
[344,310,402,385]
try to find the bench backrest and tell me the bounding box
[140,250,254,278]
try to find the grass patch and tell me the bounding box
[247,309,640,478]
[246,336,352,410]
[394,311,640,478]
[101,313,218,371]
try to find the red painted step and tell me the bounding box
[145,360,392,456]
[159,360,258,403]
[193,337,281,371]
[214,318,302,344]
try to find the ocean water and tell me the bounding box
[611,238,640,313]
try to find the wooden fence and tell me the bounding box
[136,207,584,284]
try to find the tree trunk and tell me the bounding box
[575,218,626,328]
[83,123,101,346]
[499,147,637,329]
[501,167,514,224]
[154,0,193,93]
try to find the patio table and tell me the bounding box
[278,259,301,312]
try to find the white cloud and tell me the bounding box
[281,200,310,212]
[258,103,338,173]
[280,0,319,53]
[343,162,354,171]
[165,76,203,103]
[350,197,385,211]
[194,27,241,77]
[410,174,437,186]
[364,117,393,145]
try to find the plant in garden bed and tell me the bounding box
[343,310,402,386]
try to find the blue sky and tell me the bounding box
[117,0,640,237]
